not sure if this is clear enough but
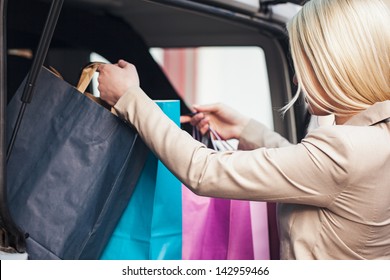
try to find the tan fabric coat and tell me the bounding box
[114,86,390,260]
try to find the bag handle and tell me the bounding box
[76,62,105,93]
[192,125,235,151]
[209,127,235,151]
[75,62,112,111]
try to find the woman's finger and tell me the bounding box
[180,115,192,124]
[198,117,210,135]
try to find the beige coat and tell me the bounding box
[114,86,390,260]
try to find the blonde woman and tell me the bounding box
[97,0,390,259]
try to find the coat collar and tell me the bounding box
[344,101,390,126]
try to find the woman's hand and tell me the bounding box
[97,59,140,106]
[181,103,250,140]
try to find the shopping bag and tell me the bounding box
[182,127,270,260]
[182,188,253,259]
[100,100,182,260]
[6,65,149,259]
[249,201,270,259]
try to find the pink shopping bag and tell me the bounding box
[182,186,270,260]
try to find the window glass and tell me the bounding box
[150,47,274,131]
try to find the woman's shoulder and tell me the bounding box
[301,125,363,160]
[301,123,385,163]
[304,123,384,143]
[303,124,349,143]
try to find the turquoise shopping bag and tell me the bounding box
[100,100,182,260]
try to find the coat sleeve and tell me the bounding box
[238,119,292,150]
[114,87,351,206]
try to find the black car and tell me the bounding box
[0,0,307,260]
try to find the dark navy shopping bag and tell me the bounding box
[6,66,149,259]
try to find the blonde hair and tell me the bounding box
[283,0,390,116]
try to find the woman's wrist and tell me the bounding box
[234,116,251,139]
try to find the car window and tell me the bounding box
[150,46,274,134]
